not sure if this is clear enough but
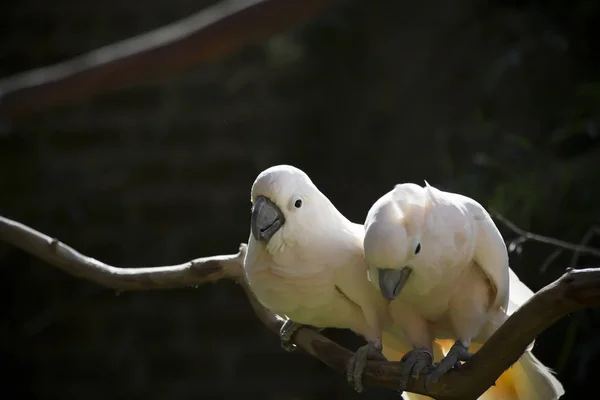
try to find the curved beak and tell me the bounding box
[251,195,285,243]
[377,267,412,300]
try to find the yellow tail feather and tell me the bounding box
[382,337,563,400]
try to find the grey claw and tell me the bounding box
[280,320,304,352]
[398,348,434,390]
[347,342,387,393]
[424,341,472,389]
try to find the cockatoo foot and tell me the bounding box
[347,341,387,393]
[424,341,472,390]
[397,347,434,390]
[279,319,304,352]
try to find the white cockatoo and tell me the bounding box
[243,164,392,393]
[362,182,565,399]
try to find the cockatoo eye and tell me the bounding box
[415,243,421,254]
[289,195,304,211]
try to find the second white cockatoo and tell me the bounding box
[243,164,392,392]
[362,182,565,399]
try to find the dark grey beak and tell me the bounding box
[251,195,285,243]
[378,267,412,300]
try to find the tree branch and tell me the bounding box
[0,215,245,290]
[1,214,598,399]
[0,0,336,120]
[491,210,600,259]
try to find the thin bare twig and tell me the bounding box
[570,226,600,268]
[1,214,599,399]
[491,211,600,259]
[551,226,600,370]
[0,0,336,120]
[540,248,563,273]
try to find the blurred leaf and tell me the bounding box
[576,81,600,99]
[506,134,533,150]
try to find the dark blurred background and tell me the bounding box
[1,0,600,399]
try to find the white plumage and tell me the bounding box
[243,165,393,393]
[364,181,564,400]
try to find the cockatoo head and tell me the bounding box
[249,164,339,252]
[363,184,427,300]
